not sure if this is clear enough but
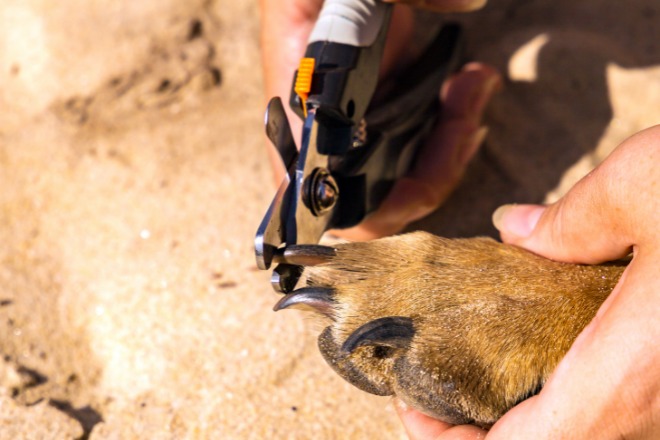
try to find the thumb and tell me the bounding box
[489,129,660,263]
[491,184,634,265]
[492,198,632,265]
[492,127,659,264]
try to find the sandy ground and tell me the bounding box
[0,0,658,438]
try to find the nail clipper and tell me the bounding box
[255,0,463,292]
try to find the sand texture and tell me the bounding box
[0,0,658,438]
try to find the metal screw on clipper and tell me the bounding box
[303,168,339,217]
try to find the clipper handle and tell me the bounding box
[290,1,392,130]
[309,0,389,47]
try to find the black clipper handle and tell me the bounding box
[332,23,464,228]
[291,21,464,230]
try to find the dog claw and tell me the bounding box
[273,245,336,267]
[273,287,336,318]
[341,316,415,354]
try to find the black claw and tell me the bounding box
[272,245,336,266]
[318,327,393,396]
[341,316,415,354]
[273,287,336,318]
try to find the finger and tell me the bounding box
[337,122,487,240]
[382,0,487,13]
[413,63,501,184]
[492,196,632,264]
[488,254,660,439]
[492,127,660,264]
[441,62,502,123]
[337,64,501,240]
[395,399,488,440]
[394,399,454,440]
[337,177,446,240]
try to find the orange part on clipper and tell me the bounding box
[294,57,315,117]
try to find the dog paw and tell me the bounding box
[274,231,625,427]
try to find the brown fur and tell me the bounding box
[297,232,625,427]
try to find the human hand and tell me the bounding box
[396,125,660,439]
[259,0,500,241]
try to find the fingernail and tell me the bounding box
[492,204,545,238]
[470,74,501,116]
[457,126,488,167]
[491,204,511,231]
